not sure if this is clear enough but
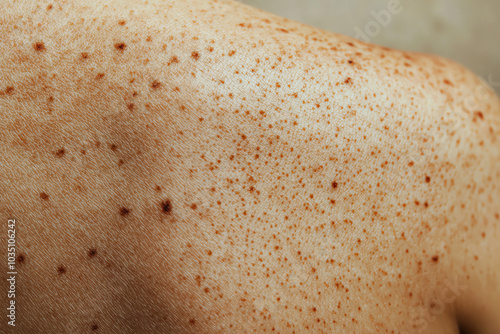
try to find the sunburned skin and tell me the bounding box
[0,0,499,333]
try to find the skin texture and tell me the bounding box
[0,0,499,333]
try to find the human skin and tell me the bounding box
[0,0,499,333]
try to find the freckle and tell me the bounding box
[408,161,414,167]
[88,248,97,257]
[155,185,162,192]
[34,42,45,51]
[344,77,352,84]
[91,324,99,331]
[80,52,89,59]
[168,56,179,65]
[161,200,172,214]
[127,103,135,111]
[474,111,484,120]
[40,192,49,200]
[17,254,25,264]
[207,250,212,256]
[47,4,53,10]
[332,181,338,189]
[443,79,453,86]
[424,202,429,208]
[425,176,431,183]
[119,207,130,217]
[431,255,439,263]
[191,51,200,60]
[55,148,66,157]
[191,203,197,210]
[151,80,161,89]
[114,42,126,51]
[57,265,66,274]
[109,144,117,151]
[228,50,236,56]
[415,200,420,206]
[118,20,126,26]
[118,159,124,166]
[5,86,15,94]
[189,319,196,325]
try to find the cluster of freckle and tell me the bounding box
[35,184,172,332]
[15,247,100,331]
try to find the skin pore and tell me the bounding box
[0,0,499,333]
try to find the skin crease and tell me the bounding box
[0,0,499,333]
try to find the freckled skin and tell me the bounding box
[0,0,499,333]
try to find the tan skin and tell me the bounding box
[1,0,499,333]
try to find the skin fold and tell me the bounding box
[0,0,499,333]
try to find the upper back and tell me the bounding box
[1,0,500,333]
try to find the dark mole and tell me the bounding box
[81,52,89,59]
[91,324,99,331]
[191,203,197,210]
[55,148,66,157]
[348,60,354,64]
[88,248,97,258]
[425,176,431,183]
[155,185,162,192]
[17,254,25,264]
[34,42,45,51]
[120,207,130,217]
[189,319,196,325]
[424,202,429,208]
[109,144,117,151]
[114,43,127,51]
[431,255,439,263]
[40,192,49,200]
[161,200,172,214]
[151,80,161,89]
[191,51,200,60]
[332,181,338,189]
[57,265,66,274]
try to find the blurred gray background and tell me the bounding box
[239,0,500,95]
